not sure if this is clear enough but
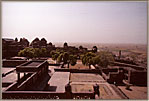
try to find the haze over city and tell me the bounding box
[2,1,147,44]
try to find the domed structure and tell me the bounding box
[33,37,40,42]
[40,38,47,47]
[30,37,40,48]
[64,42,68,48]
[48,42,53,46]
[15,38,18,42]
[92,46,98,53]
[21,38,29,47]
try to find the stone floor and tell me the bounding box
[2,72,24,83]
[47,66,147,99]
[69,61,89,69]
[47,72,70,92]
[70,73,104,82]
[70,73,123,99]
[118,86,148,99]
[2,68,15,74]
[24,61,42,66]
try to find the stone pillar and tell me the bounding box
[118,68,124,84]
[17,73,20,81]
[65,83,72,99]
[119,50,121,59]
[128,70,131,83]
[93,84,100,99]
[68,63,69,68]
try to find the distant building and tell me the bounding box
[30,37,48,48]
[2,38,30,59]
[64,42,68,48]
[92,46,98,53]
[20,38,29,48]
[30,37,40,48]
[2,38,22,59]
[3,37,90,59]
[40,38,47,48]
[47,42,55,50]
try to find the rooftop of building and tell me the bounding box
[2,58,147,99]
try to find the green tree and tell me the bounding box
[18,47,48,59]
[40,48,47,57]
[82,52,96,69]
[97,51,114,68]
[33,48,41,58]
[57,53,63,63]
[52,51,77,68]
[63,52,69,64]
[52,52,60,61]
[18,48,34,58]
[69,55,77,66]
[82,51,114,69]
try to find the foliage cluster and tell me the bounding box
[18,48,47,58]
[82,51,114,68]
[50,49,77,66]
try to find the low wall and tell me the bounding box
[129,71,147,86]
[17,73,37,91]
[110,62,146,71]
[6,61,49,91]
[2,91,94,99]
[102,68,118,74]
[102,68,124,84]
[54,68,101,74]
[48,64,61,66]
[3,60,28,67]
[16,60,48,73]
[4,74,32,91]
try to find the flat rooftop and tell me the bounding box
[2,72,24,83]
[2,68,15,74]
[118,86,147,99]
[23,61,43,66]
[16,61,46,73]
[48,66,61,76]
[48,72,70,92]
[70,73,123,99]
[70,73,104,82]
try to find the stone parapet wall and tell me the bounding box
[3,60,27,67]
[129,71,147,86]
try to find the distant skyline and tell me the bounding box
[2,1,147,44]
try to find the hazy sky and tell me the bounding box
[2,1,147,44]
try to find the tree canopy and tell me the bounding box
[97,51,114,68]
[51,50,77,67]
[18,48,48,58]
[82,51,114,68]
